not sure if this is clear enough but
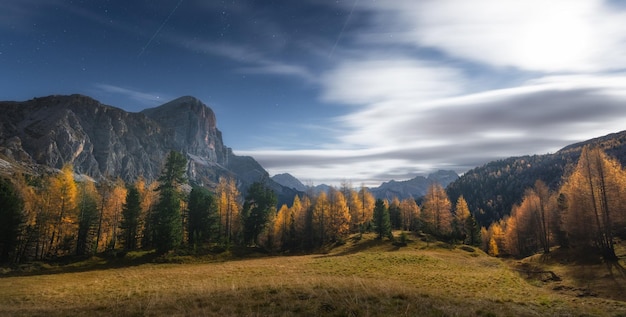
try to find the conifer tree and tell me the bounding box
[465,215,481,246]
[421,183,453,236]
[216,177,240,245]
[241,182,277,246]
[357,186,375,232]
[400,198,420,231]
[120,185,142,250]
[453,196,471,243]
[388,197,402,230]
[153,151,187,253]
[0,178,24,263]
[187,186,218,246]
[47,164,78,256]
[76,181,99,256]
[313,191,330,246]
[373,199,392,240]
[327,187,351,242]
[561,146,625,260]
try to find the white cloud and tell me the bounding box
[245,72,626,186]
[356,0,626,72]
[93,84,170,108]
[321,58,464,105]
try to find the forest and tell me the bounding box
[0,145,625,265]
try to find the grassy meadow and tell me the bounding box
[1,233,625,316]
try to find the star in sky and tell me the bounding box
[2,0,626,186]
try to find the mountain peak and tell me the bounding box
[143,96,214,121]
[271,173,307,192]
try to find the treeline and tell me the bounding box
[0,151,482,264]
[482,146,626,261]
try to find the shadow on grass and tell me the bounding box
[0,250,161,278]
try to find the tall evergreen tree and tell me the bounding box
[241,182,277,246]
[388,197,402,230]
[120,185,142,250]
[76,182,99,256]
[187,186,218,246]
[373,199,392,240]
[465,215,481,246]
[0,178,24,263]
[153,151,187,253]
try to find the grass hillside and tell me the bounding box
[1,233,625,316]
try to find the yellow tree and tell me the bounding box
[400,198,420,231]
[290,195,305,237]
[272,204,291,250]
[346,187,364,233]
[453,196,471,241]
[98,179,127,251]
[504,200,537,258]
[295,194,314,249]
[560,146,626,260]
[46,164,78,257]
[532,180,555,254]
[487,221,505,256]
[357,185,375,231]
[216,177,241,244]
[421,183,452,236]
[137,178,158,249]
[313,191,330,245]
[327,187,351,242]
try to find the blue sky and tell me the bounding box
[2,0,626,186]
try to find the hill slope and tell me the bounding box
[1,233,623,316]
[447,130,626,225]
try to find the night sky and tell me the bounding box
[3,0,626,186]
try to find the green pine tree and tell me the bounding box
[153,151,187,254]
[242,182,277,246]
[120,185,142,250]
[187,186,219,246]
[373,199,392,240]
[76,183,99,256]
[0,178,24,263]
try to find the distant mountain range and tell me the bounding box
[0,94,297,204]
[271,170,459,201]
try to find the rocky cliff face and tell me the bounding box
[0,94,286,195]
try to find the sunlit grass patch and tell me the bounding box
[1,233,625,316]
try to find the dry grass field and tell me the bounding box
[1,233,625,316]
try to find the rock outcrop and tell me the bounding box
[0,95,291,199]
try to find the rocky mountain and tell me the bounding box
[0,94,296,203]
[271,173,307,192]
[446,130,626,226]
[370,170,459,200]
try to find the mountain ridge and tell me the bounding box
[446,129,626,225]
[0,94,295,202]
